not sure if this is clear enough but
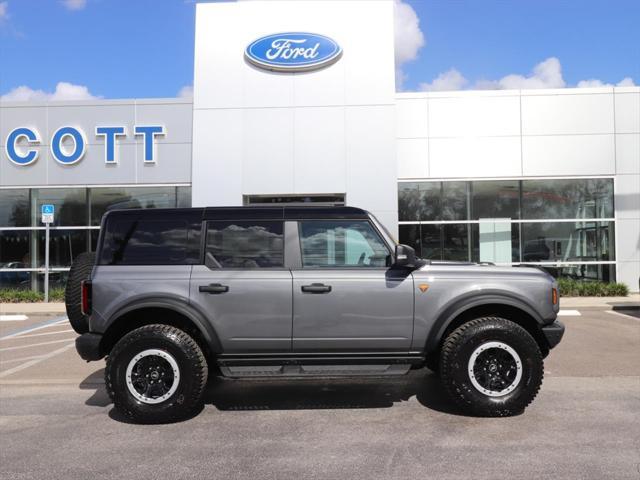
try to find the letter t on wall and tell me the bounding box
[96,126,127,164]
[134,125,165,163]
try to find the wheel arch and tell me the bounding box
[100,298,221,361]
[425,294,550,359]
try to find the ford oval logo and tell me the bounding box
[245,32,342,72]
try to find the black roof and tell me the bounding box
[102,205,370,222]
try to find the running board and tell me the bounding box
[219,364,412,378]
[216,354,424,378]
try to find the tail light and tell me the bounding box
[551,287,558,306]
[81,280,92,315]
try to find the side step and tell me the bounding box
[216,354,424,378]
[219,364,412,378]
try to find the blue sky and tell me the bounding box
[0,0,638,100]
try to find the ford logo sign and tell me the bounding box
[245,32,342,72]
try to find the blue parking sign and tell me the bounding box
[42,204,55,215]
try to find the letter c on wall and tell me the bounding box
[6,127,41,166]
[51,126,87,165]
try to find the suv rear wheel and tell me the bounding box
[439,317,543,417]
[105,324,208,423]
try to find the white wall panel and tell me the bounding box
[614,174,640,220]
[345,106,397,215]
[242,108,295,194]
[616,134,640,175]
[293,107,346,193]
[397,138,428,178]
[616,218,640,262]
[429,136,521,178]
[617,261,640,292]
[614,92,640,134]
[428,95,520,138]
[191,109,243,207]
[396,99,428,138]
[522,93,614,135]
[522,134,615,176]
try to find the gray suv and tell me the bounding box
[67,206,564,423]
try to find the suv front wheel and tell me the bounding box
[105,324,208,423]
[439,317,544,417]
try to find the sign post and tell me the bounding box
[41,204,55,303]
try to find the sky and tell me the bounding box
[0,0,638,101]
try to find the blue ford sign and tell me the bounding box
[245,32,342,72]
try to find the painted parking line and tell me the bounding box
[0,338,76,353]
[605,309,640,321]
[0,353,49,365]
[0,315,29,322]
[2,329,75,340]
[558,310,581,316]
[0,315,68,340]
[0,342,76,379]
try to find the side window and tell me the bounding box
[299,220,391,268]
[100,219,189,265]
[205,221,284,268]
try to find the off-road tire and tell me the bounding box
[439,317,543,417]
[64,252,96,334]
[105,324,208,424]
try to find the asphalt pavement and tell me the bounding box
[0,308,639,480]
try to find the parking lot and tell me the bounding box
[1,308,639,480]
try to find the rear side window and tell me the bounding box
[100,218,190,265]
[205,221,284,268]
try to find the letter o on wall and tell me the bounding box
[6,127,41,166]
[51,126,87,165]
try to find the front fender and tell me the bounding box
[415,288,546,353]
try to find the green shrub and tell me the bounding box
[557,278,629,297]
[0,287,66,303]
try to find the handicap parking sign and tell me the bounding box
[41,204,55,223]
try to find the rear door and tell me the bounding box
[190,219,292,353]
[291,219,414,352]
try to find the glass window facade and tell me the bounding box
[0,186,191,291]
[399,178,616,282]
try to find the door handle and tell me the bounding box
[199,283,229,294]
[301,283,332,294]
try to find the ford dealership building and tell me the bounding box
[1,0,639,291]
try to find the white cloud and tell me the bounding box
[419,68,468,92]
[577,77,636,88]
[394,0,425,90]
[419,57,636,92]
[0,2,9,21]
[1,82,99,102]
[177,85,193,98]
[61,0,86,11]
[494,57,566,89]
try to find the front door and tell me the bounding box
[189,220,292,353]
[291,219,414,352]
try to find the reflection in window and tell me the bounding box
[31,188,87,226]
[206,221,284,268]
[0,230,31,268]
[521,221,614,262]
[90,187,178,225]
[398,183,421,221]
[522,179,613,219]
[0,189,30,227]
[299,221,390,268]
[471,181,519,220]
[399,224,422,257]
[35,230,89,268]
[442,182,468,221]
[420,224,442,260]
[101,219,188,265]
[540,264,615,283]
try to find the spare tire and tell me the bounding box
[65,252,96,334]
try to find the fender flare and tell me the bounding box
[425,290,544,353]
[105,295,222,353]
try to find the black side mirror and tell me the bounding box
[394,244,416,268]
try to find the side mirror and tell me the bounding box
[394,244,416,268]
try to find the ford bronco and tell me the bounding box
[67,206,564,423]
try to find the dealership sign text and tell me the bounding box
[4,125,165,166]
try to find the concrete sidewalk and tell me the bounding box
[2,294,638,314]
